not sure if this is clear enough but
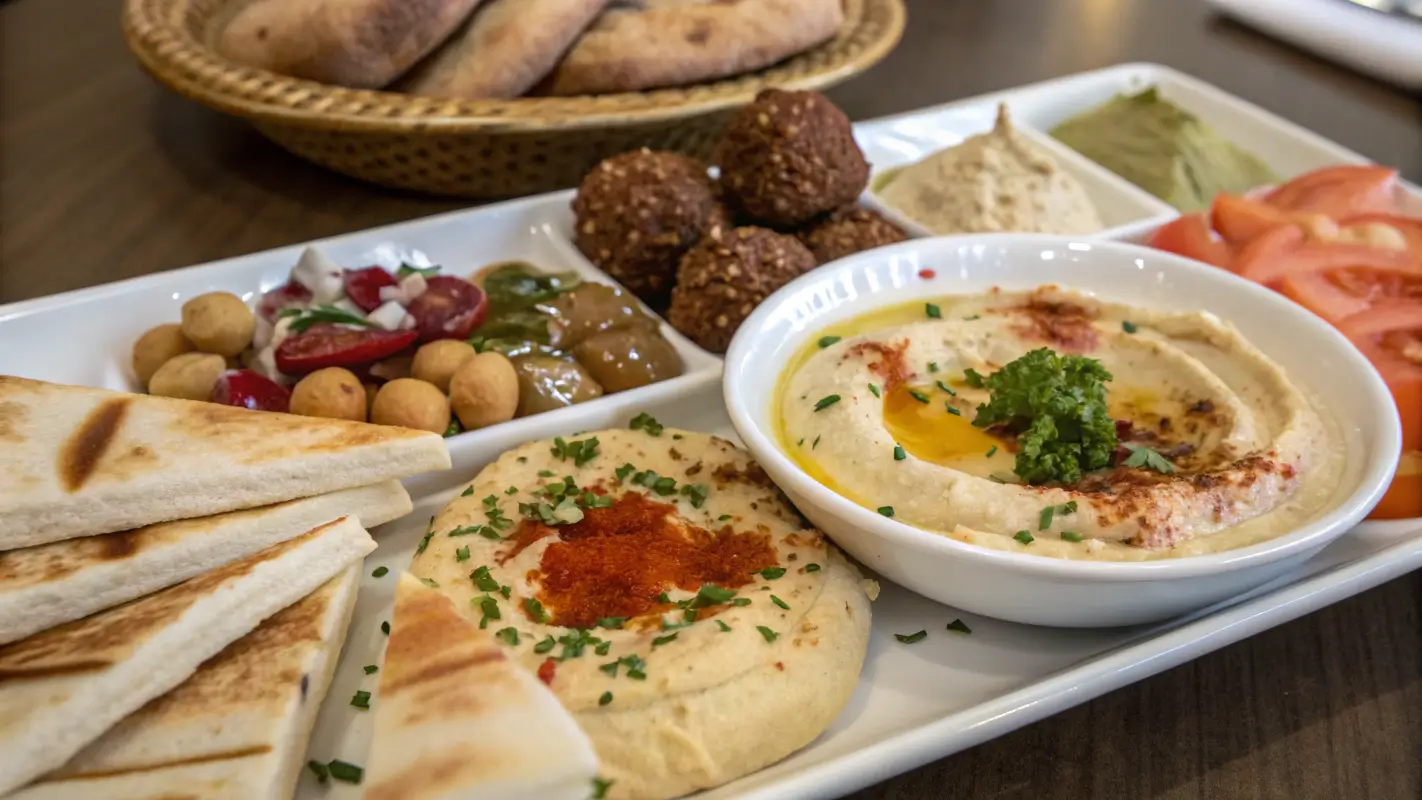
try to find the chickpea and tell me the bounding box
[180,292,256,357]
[371,378,451,433]
[147,353,226,401]
[290,368,367,421]
[132,324,195,390]
[411,340,477,393]
[448,351,519,430]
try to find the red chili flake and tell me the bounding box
[537,658,557,686]
[918,269,937,279]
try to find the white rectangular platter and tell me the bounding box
[2,62,1420,799]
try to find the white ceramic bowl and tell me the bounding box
[723,235,1401,627]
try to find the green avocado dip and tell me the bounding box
[1050,88,1277,212]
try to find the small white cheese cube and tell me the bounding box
[332,298,364,317]
[378,284,408,305]
[367,301,409,331]
[399,271,429,301]
[271,315,295,348]
[291,247,343,294]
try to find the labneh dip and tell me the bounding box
[875,104,1105,236]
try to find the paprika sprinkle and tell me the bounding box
[524,492,779,630]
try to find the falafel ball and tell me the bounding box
[798,205,910,265]
[668,227,816,354]
[716,89,870,229]
[572,149,717,305]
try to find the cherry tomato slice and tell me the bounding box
[1371,451,1422,520]
[343,267,398,312]
[211,369,292,413]
[275,324,420,375]
[256,281,313,322]
[407,275,488,342]
[1145,214,1232,269]
[1264,165,1399,218]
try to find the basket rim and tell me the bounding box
[120,0,907,134]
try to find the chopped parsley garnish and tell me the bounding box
[716,620,732,632]
[496,627,520,646]
[500,585,512,599]
[630,412,664,436]
[731,597,753,607]
[371,566,388,578]
[985,445,998,458]
[868,383,881,398]
[615,462,636,483]
[964,314,981,321]
[1061,500,1078,513]
[350,690,371,710]
[1122,320,1139,334]
[771,595,790,610]
[688,584,738,608]
[557,629,602,660]
[599,691,613,706]
[758,567,787,580]
[534,635,556,654]
[908,389,931,404]
[525,597,550,623]
[818,335,842,348]
[550,436,601,467]
[505,485,517,495]
[415,528,435,554]
[679,482,710,508]
[444,420,461,437]
[946,618,973,635]
[656,592,672,604]
[925,303,942,319]
[1122,444,1176,474]
[471,566,500,592]
[935,379,956,396]
[461,486,475,497]
[455,546,470,562]
[967,348,1118,485]
[363,664,378,674]
[813,394,842,412]
[1013,530,1035,545]
[797,438,805,447]
[805,563,821,572]
[1062,531,1084,543]
[380,621,390,635]
[928,361,940,373]
[538,469,556,477]
[893,444,907,461]
[652,632,679,647]
[420,577,439,589]
[877,506,895,517]
[1039,506,1055,530]
[307,760,329,783]
[475,595,500,629]
[600,654,647,680]
[756,625,779,643]
[595,640,612,655]
[326,760,363,784]
[592,778,614,799]
[447,525,481,537]
[895,630,928,644]
[718,514,733,522]
[597,616,627,629]
[813,435,822,449]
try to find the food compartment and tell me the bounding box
[854,104,1173,238]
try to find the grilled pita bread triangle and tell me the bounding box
[0,516,376,796]
[0,480,410,645]
[9,566,362,800]
[0,376,449,549]
[363,574,600,800]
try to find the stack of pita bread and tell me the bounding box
[0,375,449,798]
[218,0,847,99]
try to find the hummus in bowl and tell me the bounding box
[778,286,1343,561]
[722,235,1400,626]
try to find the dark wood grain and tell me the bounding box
[1,1,1420,797]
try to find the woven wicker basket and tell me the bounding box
[121,0,906,198]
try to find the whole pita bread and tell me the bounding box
[0,516,376,796]
[0,480,409,645]
[0,376,449,549]
[363,574,599,800]
[543,0,846,96]
[10,567,361,800]
[399,0,610,100]
[216,0,488,88]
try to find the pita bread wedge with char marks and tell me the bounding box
[363,574,599,800]
[0,376,449,549]
[399,0,610,100]
[0,516,376,796]
[10,567,362,800]
[0,480,410,645]
[542,0,846,96]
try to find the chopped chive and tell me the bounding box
[928,361,939,373]
[597,617,627,630]
[471,566,500,592]
[985,445,998,457]
[534,635,556,654]
[945,403,962,416]
[895,630,928,644]
[327,760,363,784]
[893,444,907,461]
[350,690,371,710]
[771,595,790,610]
[877,506,895,517]
[908,389,930,404]
[307,760,329,783]
[595,640,612,655]
[935,379,956,396]
[652,632,679,647]
[805,563,821,572]
[757,625,778,643]
[371,566,388,578]
[455,546,470,562]
[1122,320,1138,334]
[629,412,664,436]
[813,435,822,449]
[797,438,805,446]
[1039,506,1055,530]
[925,303,942,319]
[813,394,842,412]
[599,691,613,706]
[731,597,752,607]
[946,618,973,635]
[868,383,881,398]
[758,567,787,580]
[1061,500,1078,514]
[818,335,842,348]
[716,620,732,632]
[1014,530,1034,545]
[363,664,378,675]
[1062,531,1084,543]
[718,514,733,522]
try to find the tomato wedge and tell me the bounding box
[211,369,291,413]
[1338,304,1422,453]
[1279,271,1372,325]
[1371,451,1422,519]
[275,325,419,375]
[1264,165,1399,218]
[1210,194,1329,245]
[1144,214,1232,269]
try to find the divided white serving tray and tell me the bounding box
[2,63,1420,799]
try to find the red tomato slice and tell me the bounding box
[1370,451,1422,520]
[1236,230,1417,288]
[1232,224,1304,285]
[211,369,291,413]
[1145,214,1232,269]
[1279,271,1372,325]
[256,281,313,323]
[1338,305,1422,453]
[1210,194,1311,244]
[1342,214,1422,265]
[1264,165,1399,218]
[342,267,398,313]
[274,325,420,375]
[407,276,488,342]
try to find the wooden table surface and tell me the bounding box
[2,0,1420,797]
